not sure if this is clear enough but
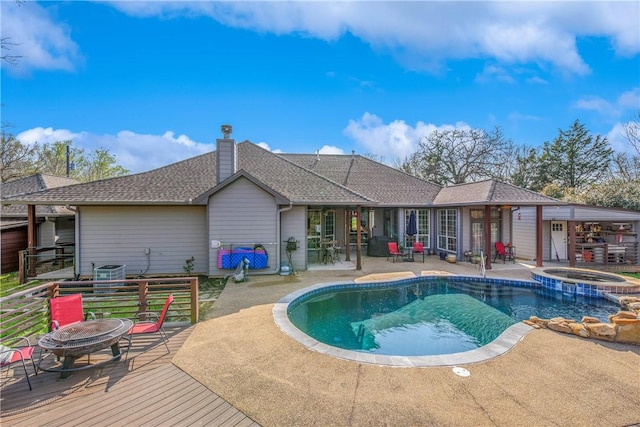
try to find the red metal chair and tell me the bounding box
[494,242,507,263]
[1,337,37,390]
[412,242,425,262]
[125,294,174,358]
[387,242,402,263]
[50,293,95,330]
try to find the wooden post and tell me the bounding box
[536,205,543,267]
[355,206,362,270]
[138,281,149,319]
[27,204,36,277]
[344,208,351,262]
[190,277,199,324]
[568,220,576,267]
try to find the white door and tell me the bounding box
[550,221,567,261]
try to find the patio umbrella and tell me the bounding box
[406,210,418,238]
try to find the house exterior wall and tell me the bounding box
[56,218,75,244]
[543,206,640,221]
[39,220,56,247]
[512,207,538,261]
[208,177,279,276]
[460,206,472,255]
[38,220,57,260]
[77,205,208,277]
[1,226,27,273]
[281,206,306,271]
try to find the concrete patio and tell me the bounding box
[173,255,640,427]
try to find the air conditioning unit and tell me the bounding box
[93,264,126,292]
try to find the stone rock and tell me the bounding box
[581,316,600,324]
[548,321,572,334]
[611,318,640,325]
[615,311,638,319]
[568,323,590,338]
[627,302,640,311]
[614,323,640,344]
[585,323,617,337]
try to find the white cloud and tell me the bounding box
[574,87,640,118]
[0,1,82,75]
[343,113,470,162]
[16,127,212,174]
[617,88,640,110]
[574,96,615,115]
[105,1,639,75]
[318,145,345,155]
[508,112,542,122]
[475,65,516,84]
[606,122,635,155]
[7,2,638,76]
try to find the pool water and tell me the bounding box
[287,279,620,356]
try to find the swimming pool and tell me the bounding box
[273,276,621,367]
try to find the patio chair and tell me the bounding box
[412,242,425,262]
[1,337,38,390]
[125,294,174,359]
[50,293,96,331]
[494,242,507,263]
[387,242,402,263]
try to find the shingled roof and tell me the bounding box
[1,173,80,216]
[432,179,562,206]
[1,143,562,208]
[281,154,442,206]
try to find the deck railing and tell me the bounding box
[0,277,198,346]
[19,244,76,284]
[575,242,638,267]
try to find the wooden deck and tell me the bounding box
[1,325,259,427]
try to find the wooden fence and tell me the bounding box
[0,277,198,346]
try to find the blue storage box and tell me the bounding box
[217,248,268,269]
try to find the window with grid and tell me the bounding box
[437,209,457,252]
[405,209,430,248]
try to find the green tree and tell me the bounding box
[78,148,128,182]
[35,141,81,177]
[578,179,640,211]
[1,138,129,183]
[0,132,38,182]
[538,119,612,195]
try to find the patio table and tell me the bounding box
[38,318,133,379]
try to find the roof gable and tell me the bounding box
[2,173,80,216]
[433,179,563,206]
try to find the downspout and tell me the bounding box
[73,206,80,279]
[277,201,294,272]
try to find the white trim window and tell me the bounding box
[437,209,457,252]
[405,208,430,248]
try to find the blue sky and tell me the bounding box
[2,1,639,174]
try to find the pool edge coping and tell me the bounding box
[272,278,535,368]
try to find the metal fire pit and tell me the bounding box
[38,318,133,378]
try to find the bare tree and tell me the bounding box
[622,111,640,156]
[0,37,22,66]
[1,1,25,66]
[0,132,38,182]
[398,126,513,185]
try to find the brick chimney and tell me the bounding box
[216,124,237,184]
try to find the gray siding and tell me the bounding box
[512,207,537,261]
[208,177,278,275]
[216,138,237,184]
[281,206,306,270]
[78,205,207,277]
[543,206,640,221]
[56,218,75,244]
